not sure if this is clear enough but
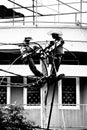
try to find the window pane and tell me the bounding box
[11,76,23,105]
[27,78,40,105]
[0,77,7,104]
[27,87,40,105]
[62,78,76,106]
[11,76,23,83]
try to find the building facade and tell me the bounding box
[0,27,87,130]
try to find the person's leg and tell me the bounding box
[27,56,43,77]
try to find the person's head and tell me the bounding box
[52,33,61,40]
[24,37,32,45]
[48,30,63,40]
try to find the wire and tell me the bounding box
[0,39,87,46]
[0,75,47,89]
[0,80,25,87]
[0,80,34,89]
[63,47,78,59]
[0,40,78,91]
[0,55,22,85]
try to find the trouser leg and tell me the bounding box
[27,56,43,77]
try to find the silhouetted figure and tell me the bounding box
[47,30,64,75]
[20,37,43,77]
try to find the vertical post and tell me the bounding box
[13,0,15,26]
[41,57,48,128]
[36,0,38,26]
[75,13,77,24]
[32,0,35,25]
[7,77,11,105]
[23,17,25,26]
[80,0,82,26]
[47,82,57,130]
[58,0,60,23]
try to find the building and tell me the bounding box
[0,0,87,130]
[0,27,87,130]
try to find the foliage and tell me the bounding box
[0,105,35,130]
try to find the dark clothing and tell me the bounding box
[27,55,43,77]
[20,44,43,77]
[49,38,64,75]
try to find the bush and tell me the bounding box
[0,105,35,130]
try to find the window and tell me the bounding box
[8,76,41,107]
[10,76,23,105]
[58,77,80,109]
[0,77,7,104]
[0,76,41,107]
[23,77,41,108]
[27,87,40,106]
[23,78,42,126]
[62,78,76,105]
[0,77,10,105]
[27,78,40,106]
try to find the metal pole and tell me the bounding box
[13,0,15,26]
[32,0,35,25]
[36,0,37,26]
[47,82,57,130]
[58,0,60,23]
[47,42,58,130]
[80,0,82,26]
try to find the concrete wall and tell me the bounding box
[0,27,87,52]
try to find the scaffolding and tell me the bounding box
[0,0,87,27]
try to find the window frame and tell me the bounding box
[23,77,42,109]
[0,77,10,105]
[7,77,11,105]
[58,77,80,109]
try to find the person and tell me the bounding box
[20,37,43,77]
[44,31,65,105]
[47,30,64,76]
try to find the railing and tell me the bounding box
[0,12,87,27]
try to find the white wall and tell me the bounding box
[0,27,87,52]
[1,65,87,77]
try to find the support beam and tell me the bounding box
[32,0,35,25]
[8,0,43,16]
[57,0,80,12]
[80,0,82,24]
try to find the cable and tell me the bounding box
[0,80,39,89]
[0,54,22,85]
[63,47,78,59]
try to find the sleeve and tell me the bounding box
[20,46,29,58]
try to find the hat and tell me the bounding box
[47,30,63,36]
[24,37,32,42]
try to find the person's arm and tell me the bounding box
[57,37,64,47]
[44,41,54,52]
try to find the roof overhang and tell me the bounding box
[0,5,24,19]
